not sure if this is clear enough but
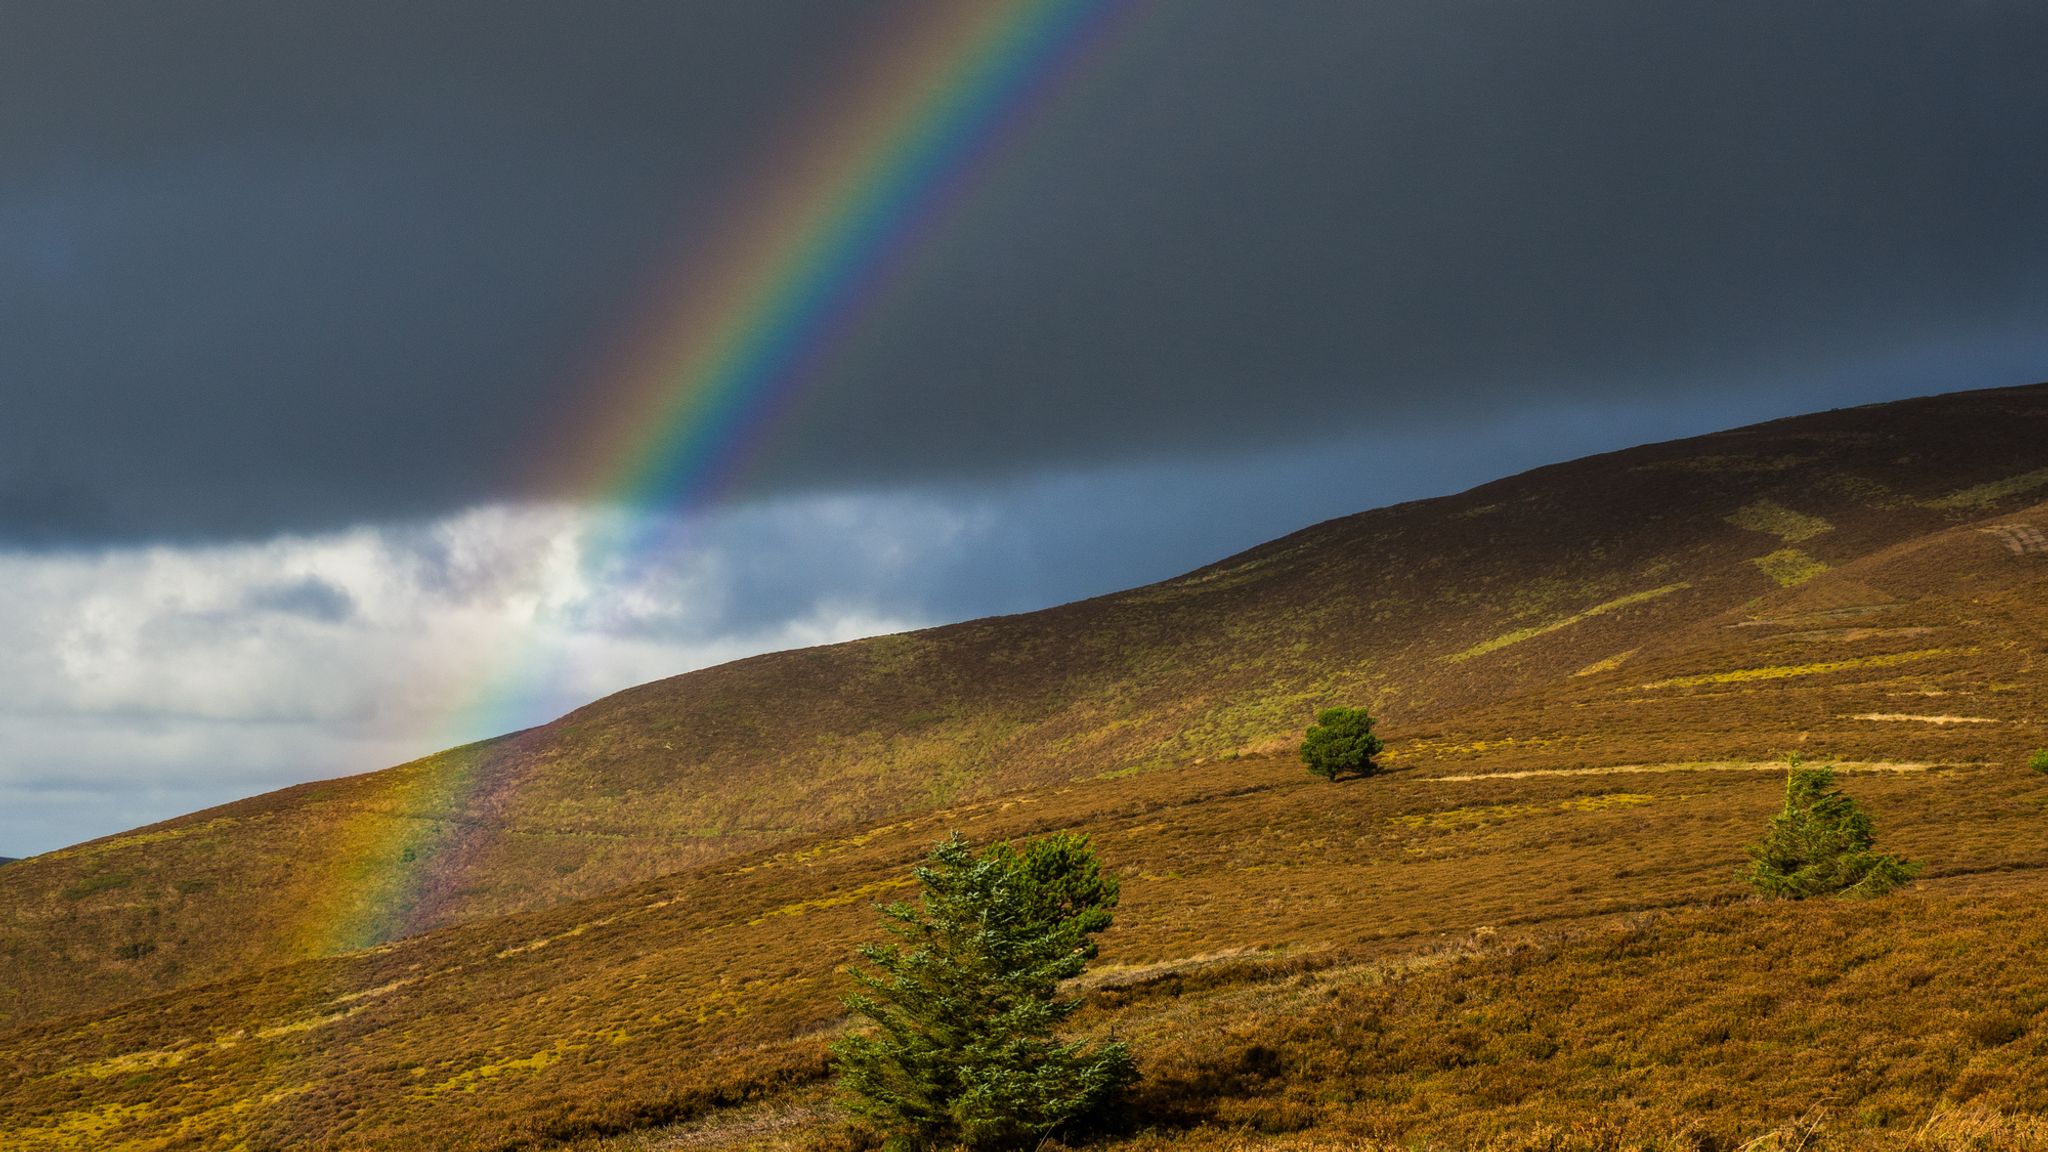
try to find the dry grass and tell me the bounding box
[6,383,2048,1149]
[4,731,2042,1150]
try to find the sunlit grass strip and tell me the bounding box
[1435,760,1941,782]
[2,1101,156,1148]
[1389,793,1655,829]
[1751,547,1829,587]
[1925,467,2048,510]
[1845,713,1998,725]
[1572,649,1637,677]
[34,817,239,864]
[1634,648,1962,691]
[1448,583,1688,662]
[1384,735,1558,761]
[1724,499,1832,543]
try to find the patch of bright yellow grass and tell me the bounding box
[1386,736,1557,761]
[1634,648,1958,690]
[742,877,913,928]
[60,1046,195,1081]
[1925,467,2048,510]
[432,1042,583,1094]
[1752,548,1830,587]
[3,1102,155,1151]
[1572,649,1636,677]
[1725,500,1832,543]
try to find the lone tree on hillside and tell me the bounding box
[1300,706,1384,781]
[834,833,1136,1151]
[2030,748,2048,774]
[1744,763,1918,899]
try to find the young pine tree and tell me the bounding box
[1744,764,1918,899]
[834,833,1136,1151]
[1300,706,1384,782]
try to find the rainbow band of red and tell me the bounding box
[306,0,1145,957]
[563,0,1139,515]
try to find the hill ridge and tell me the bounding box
[4,381,2046,1034]
[6,382,2048,1149]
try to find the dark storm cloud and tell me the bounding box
[4,1,2046,542]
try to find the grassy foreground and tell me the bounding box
[4,383,2048,1149]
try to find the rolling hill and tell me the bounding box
[3,382,2047,1150]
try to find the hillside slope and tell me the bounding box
[4,382,2048,1041]
[3,383,2048,1149]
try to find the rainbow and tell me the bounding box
[302,0,1148,956]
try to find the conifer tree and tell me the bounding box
[834,832,1136,1151]
[1744,763,1918,899]
[1301,706,1384,781]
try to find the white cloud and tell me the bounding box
[0,498,948,855]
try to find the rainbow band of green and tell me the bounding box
[305,0,1148,958]
[606,0,1140,517]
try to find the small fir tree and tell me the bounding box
[2030,748,2048,774]
[1300,706,1384,781]
[834,833,1136,1151]
[1744,764,1918,899]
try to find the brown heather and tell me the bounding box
[3,383,2047,1149]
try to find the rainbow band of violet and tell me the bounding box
[302,0,1147,957]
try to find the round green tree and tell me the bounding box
[1300,706,1384,782]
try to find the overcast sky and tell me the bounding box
[4,1,2046,855]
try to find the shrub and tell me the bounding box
[1743,765,1918,899]
[1300,707,1384,782]
[2030,748,2048,774]
[834,832,1137,1151]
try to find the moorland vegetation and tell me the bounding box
[4,384,2048,1151]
